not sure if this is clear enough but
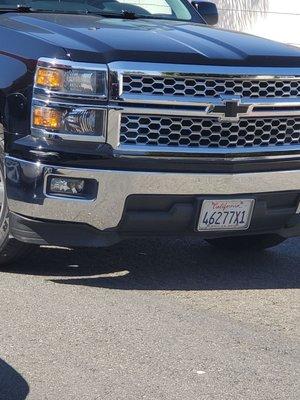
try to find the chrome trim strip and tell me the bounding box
[116,144,300,156]
[117,96,300,119]
[33,87,107,102]
[107,108,121,149]
[114,103,300,118]
[30,129,106,143]
[38,57,108,72]
[108,61,300,79]
[32,98,109,110]
[6,156,300,230]
[115,152,300,162]
[117,93,300,110]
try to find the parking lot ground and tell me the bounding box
[0,237,299,400]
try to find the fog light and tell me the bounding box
[49,177,85,196]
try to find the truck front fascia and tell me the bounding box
[4,62,300,247]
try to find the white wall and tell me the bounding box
[211,0,300,47]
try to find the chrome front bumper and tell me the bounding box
[5,156,300,231]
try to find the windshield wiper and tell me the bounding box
[85,10,145,20]
[0,7,134,18]
[0,5,42,13]
[0,5,101,14]
[85,10,170,20]
[0,6,174,21]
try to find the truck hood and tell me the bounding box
[2,13,300,66]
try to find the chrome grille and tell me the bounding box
[120,115,300,149]
[122,75,300,98]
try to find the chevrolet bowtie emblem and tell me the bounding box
[209,98,251,122]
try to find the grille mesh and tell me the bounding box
[120,115,300,149]
[123,75,300,98]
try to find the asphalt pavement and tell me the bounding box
[0,237,299,400]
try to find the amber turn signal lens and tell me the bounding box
[35,67,63,89]
[33,107,62,130]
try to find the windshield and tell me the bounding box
[0,0,194,20]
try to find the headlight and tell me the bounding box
[32,58,108,141]
[34,59,108,98]
[32,104,106,141]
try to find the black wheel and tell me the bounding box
[0,137,33,266]
[206,234,286,251]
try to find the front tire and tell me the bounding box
[0,138,33,266]
[206,234,286,251]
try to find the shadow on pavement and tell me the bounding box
[2,238,300,291]
[0,359,29,400]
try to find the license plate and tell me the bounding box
[198,199,255,231]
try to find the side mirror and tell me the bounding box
[192,1,219,26]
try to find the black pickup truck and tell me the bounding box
[0,0,299,265]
